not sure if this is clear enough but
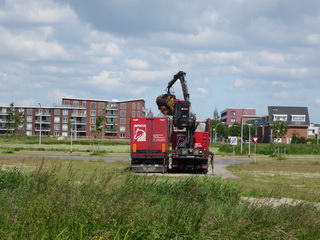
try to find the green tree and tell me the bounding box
[271,120,289,142]
[95,116,105,137]
[228,122,241,137]
[243,124,257,141]
[271,120,289,159]
[210,119,227,141]
[6,102,25,135]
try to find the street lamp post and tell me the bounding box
[38,102,42,145]
[70,119,75,153]
[248,124,252,157]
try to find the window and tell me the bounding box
[54,124,60,130]
[62,117,68,123]
[82,110,86,116]
[64,100,70,107]
[98,110,104,116]
[90,125,96,131]
[54,117,60,123]
[90,118,96,124]
[62,132,68,137]
[137,103,141,110]
[99,102,105,109]
[120,103,126,109]
[231,118,236,122]
[82,101,86,108]
[107,110,117,116]
[1,108,6,114]
[120,110,126,117]
[120,126,126,133]
[132,111,136,117]
[90,102,96,108]
[72,110,78,116]
[132,103,136,109]
[90,110,96,116]
[62,124,68,131]
[54,109,60,115]
[27,124,32,130]
[26,131,32,136]
[27,108,32,115]
[291,115,305,122]
[231,111,236,116]
[63,110,68,116]
[137,111,140,117]
[27,116,32,123]
[273,114,287,121]
[54,132,60,136]
[73,101,79,107]
[19,108,24,113]
[120,118,126,124]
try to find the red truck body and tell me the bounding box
[130,117,213,173]
[130,117,169,172]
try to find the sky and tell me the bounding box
[0,0,320,122]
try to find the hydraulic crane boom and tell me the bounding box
[166,71,190,102]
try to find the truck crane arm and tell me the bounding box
[166,71,190,102]
[156,71,190,116]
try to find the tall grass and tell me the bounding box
[214,142,320,155]
[0,166,319,239]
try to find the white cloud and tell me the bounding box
[125,58,149,69]
[88,71,124,91]
[273,91,289,99]
[197,88,208,95]
[271,81,291,89]
[0,27,68,60]
[307,34,320,46]
[87,42,122,57]
[0,0,76,24]
[48,89,74,106]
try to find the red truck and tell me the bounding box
[130,117,169,173]
[130,71,214,174]
[130,117,213,173]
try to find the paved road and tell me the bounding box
[0,153,243,178]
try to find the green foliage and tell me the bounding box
[0,166,320,239]
[0,167,24,190]
[212,142,320,155]
[271,120,289,140]
[5,102,25,135]
[228,122,241,137]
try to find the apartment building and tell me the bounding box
[221,108,256,126]
[255,106,310,143]
[0,98,145,138]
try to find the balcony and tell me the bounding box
[71,113,86,117]
[35,127,51,131]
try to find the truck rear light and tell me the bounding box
[133,144,137,152]
[172,164,179,168]
[200,165,207,168]
[162,144,166,152]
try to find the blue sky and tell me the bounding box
[0,0,320,122]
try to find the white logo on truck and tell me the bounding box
[134,124,146,142]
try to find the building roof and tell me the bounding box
[62,97,145,103]
[268,106,310,126]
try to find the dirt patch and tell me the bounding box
[242,196,320,209]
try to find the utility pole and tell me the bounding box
[38,102,42,145]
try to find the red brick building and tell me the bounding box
[0,98,145,138]
[255,106,310,143]
[221,108,256,126]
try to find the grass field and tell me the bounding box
[228,162,320,202]
[0,155,320,239]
